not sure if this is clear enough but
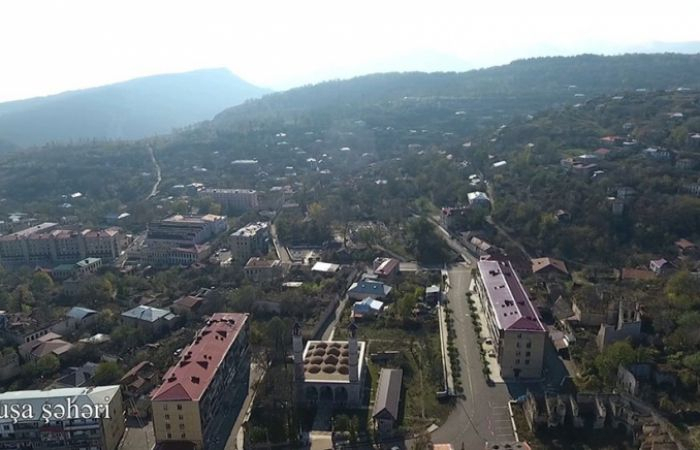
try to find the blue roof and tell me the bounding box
[66,307,97,321]
[121,305,171,323]
[348,280,392,297]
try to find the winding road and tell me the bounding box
[145,145,162,200]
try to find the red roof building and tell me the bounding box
[151,313,250,449]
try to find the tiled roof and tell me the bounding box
[151,313,248,402]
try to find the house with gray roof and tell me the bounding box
[52,306,98,335]
[121,305,177,335]
[372,368,403,435]
[347,280,392,300]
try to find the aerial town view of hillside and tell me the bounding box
[2,2,700,450]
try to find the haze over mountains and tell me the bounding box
[0,68,270,149]
[2,46,700,151]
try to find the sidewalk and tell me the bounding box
[467,279,504,384]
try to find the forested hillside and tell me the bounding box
[213,53,700,132]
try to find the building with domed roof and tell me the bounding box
[293,322,367,407]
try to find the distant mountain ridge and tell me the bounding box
[0,68,270,149]
[212,53,700,129]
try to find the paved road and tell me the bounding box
[270,223,292,263]
[430,263,516,448]
[145,145,162,200]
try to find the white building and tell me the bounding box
[230,222,269,263]
[201,188,259,211]
[475,259,546,379]
[0,386,125,450]
[144,214,228,266]
[294,322,367,408]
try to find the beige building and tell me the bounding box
[475,259,546,379]
[144,214,228,267]
[151,313,250,450]
[243,257,284,282]
[0,385,125,450]
[0,223,124,266]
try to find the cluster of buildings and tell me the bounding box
[142,214,228,266]
[0,223,126,267]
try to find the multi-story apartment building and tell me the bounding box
[475,259,546,379]
[230,222,269,263]
[143,214,228,267]
[201,188,259,212]
[0,385,125,450]
[0,223,124,266]
[151,313,250,450]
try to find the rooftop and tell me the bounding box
[66,306,97,321]
[76,257,101,267]
[477,260,545,333]
[246,257,281,268]
[348,280,392,297]
[161,214,226,225]
[531,257,569,275]
[374,258,399,277]
[372,368,403,420]
[302,340,366,383]
[151,313,248,402]
[231,222,268,237]
[0,222,58,240]
[202,188,257,194]
[312,261,340,273]
[121,305,173,323]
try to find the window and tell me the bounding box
[517,334,522,339]
[525,359,530,365]
[167,433,172,439]
[179,424,185,430]
[181,433,186,439]
[165,424,171,430]
[526,351,531,357]
[178,415,183,420]
[163,404,168,411]
[515,351,521,356]
[516,342,521,348]
[177,404,183,410]
[164,414,170,420]
[526,342,531,349]
[515,359,520,364]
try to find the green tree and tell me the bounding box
[665,271,700,308]
[36,354,60,377]
[30,272,54,298]
[92,361,124,385]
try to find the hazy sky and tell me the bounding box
[1,0,700,102]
